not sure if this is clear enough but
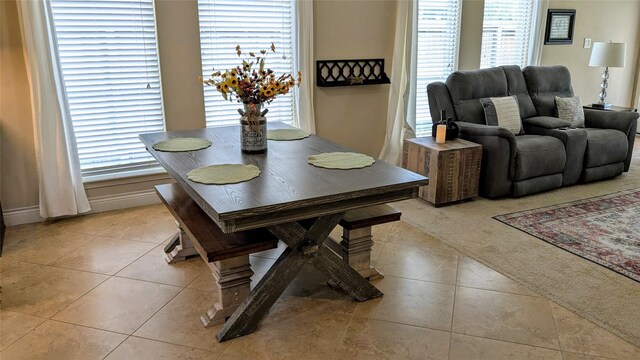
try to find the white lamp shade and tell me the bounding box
[589,42,626,67]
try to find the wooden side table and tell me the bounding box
[402,137,482,206]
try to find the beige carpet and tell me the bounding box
[393,138,640,347]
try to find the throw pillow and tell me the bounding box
[555,96,585,128]
[479,96,522,135]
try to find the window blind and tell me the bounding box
[197,0,296,128]
[48,0,165,178]
[416,0,461,136]
[480,0,534,69]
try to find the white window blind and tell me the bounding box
[480,0,534,69]
[197,0,296,128]
[48,0,165,178]
[416,0,461,136]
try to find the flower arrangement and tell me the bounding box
[199,43,302,108]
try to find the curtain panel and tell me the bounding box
[17,0,90,218]
[295,0,316,133]
[379,0,417,165]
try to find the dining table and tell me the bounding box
[139,122,429,341]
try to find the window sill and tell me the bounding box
[83,166,170,190]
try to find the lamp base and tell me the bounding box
[591,103,612,109]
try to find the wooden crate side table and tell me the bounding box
[402,137,482,206]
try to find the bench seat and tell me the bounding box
[156,183,278,263]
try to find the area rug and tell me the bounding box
[494,189,640,282]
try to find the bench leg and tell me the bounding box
[164,221,199,264]
[341,227,383,281]
[201,255,253,327]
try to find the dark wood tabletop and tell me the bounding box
[140,123,428,233]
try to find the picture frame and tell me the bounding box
[544,9,576,45]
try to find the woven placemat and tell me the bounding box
[152,138,211,152]
[187,164,260,184]
[267,129,311,141]
[308,152,375,169]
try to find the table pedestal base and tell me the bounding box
[216,213,383,342]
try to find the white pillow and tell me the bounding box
[555,96,585,128]
[479,96,522,135]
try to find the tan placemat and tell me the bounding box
[267,129,311,141]
[307,152,375,169]
[152,138,212,152]
[187,164,261,184]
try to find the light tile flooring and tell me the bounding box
[1,203,639,359]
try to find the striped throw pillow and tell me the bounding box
[479,96,522,135]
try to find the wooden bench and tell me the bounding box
[155,183,278,327]
[326,204,402,280]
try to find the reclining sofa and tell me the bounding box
[427,65,638,198]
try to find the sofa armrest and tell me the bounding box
[523,117,571,129]
[584,109,638,134]
[584,109,638,171]
[457,122,517,140]
[457,122,517,198]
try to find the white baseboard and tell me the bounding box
[3,206,42,227]
[4,189,161,226]
[89,189,160,213]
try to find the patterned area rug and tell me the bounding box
[494,189,640,282]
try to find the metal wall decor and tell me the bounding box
[544,9,576,45]
[316,59,390,87]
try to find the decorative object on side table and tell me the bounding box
[403,137,482,206]
[544,9,576,45]
[588,41,626,109]
[200,43,302,154]
[431,110,459,144]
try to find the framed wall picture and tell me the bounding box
[544,9,576,45]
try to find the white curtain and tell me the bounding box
[379,0,417,165]
[528,0,549,66]
[294,0,316,133]
[17,0,90,218]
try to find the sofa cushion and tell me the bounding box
[446,67,508,124]
[514,135,566,181]
[583,128,628,168]
[555,96,585,127]
[479,96,522,134]
[523,66,574,116]
[501,65,537,119]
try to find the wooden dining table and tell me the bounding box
[139,122,428,341]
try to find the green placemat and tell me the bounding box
[267,129,311,141]
[187,164,261,184]
[308,152,375,169]
[153,138,212,152]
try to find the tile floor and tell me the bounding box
[1,203,639,359]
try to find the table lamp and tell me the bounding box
[588,41,626,109]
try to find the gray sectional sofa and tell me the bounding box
[427,65,638,198]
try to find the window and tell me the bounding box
[197,0,296,128]
[415,0,462,136]
[48,0,165,178]
[480,0,535,68]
